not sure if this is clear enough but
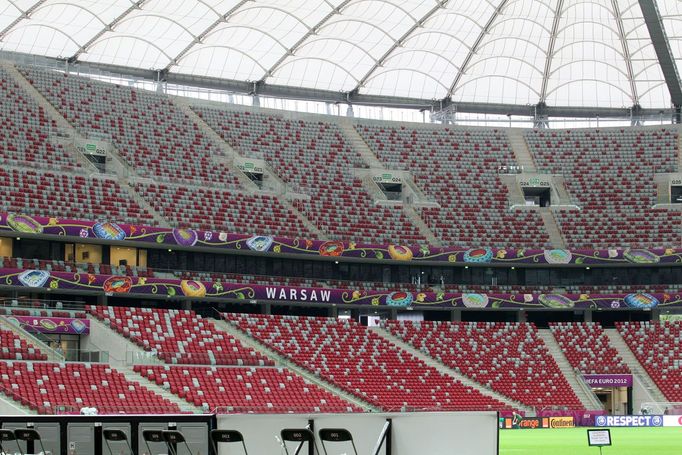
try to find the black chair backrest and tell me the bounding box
[103,429,128,442]
[14,429,41,441]
[211,430,245,443]
[142,429,165,443]
[0,429,15,441]
[281,428,315,443]
[318,429,353,443]
[162,430,187,445]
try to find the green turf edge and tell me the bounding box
[500,426,682,455]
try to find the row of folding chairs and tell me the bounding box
[138,427,356,455]
[0,426,357,455]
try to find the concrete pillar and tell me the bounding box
[650,309,660,322]
[450,309,462,321]
[517,310,527,323]
[584,309,593,323]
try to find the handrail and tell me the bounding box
[573,368,603,410]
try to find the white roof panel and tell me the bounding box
[0,0,676,108]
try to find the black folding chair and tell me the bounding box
[142,429,165,455]
[210,430,248,454]
[162,430,194,455]
[0,429,20,455]
[280,428,319,455]
[103,429,133,455]
[318,429,357,455]
[14,428,48,455]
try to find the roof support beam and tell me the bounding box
[539,0,564,102]
[1,49,677,121]
[262,0,354,80]
[352,0,451,92]
[611,0,638,105]
[163,0,251,73]
[68,0,150,62]
[447,0,509,97]
[638,0,682,107]
[0,0,47,40]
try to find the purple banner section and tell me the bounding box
[7,315,90,335]
[583,374,633,388]
[1,268,682,309]
[1,213,681,265]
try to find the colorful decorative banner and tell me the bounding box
[7,315,90,335]
[1,212,682,265]
[583,374,633,388]
[1,267,681,309]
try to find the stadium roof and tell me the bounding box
[2,0,682,116]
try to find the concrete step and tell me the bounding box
[0,61,98,173]
[0,393,33,415]
[216,319,379,412]
[82,316,162,369]
[604,329,668,408]
[173,96,261,191]
[0,316,64,362]
[119,180,171,227]
[117,365,204,414]
[278,197,325,238]
[337,119,384,168]
[539,208,567,249]
[373,327,534,413]
[537,330,603,410]
[499,174,526,207]
[507,129,536,172]
[401,205,442,246]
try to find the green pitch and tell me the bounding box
[500,427,682,455]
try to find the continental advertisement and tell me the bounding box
[548,417,575,428]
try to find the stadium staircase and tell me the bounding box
[339,119,441,244]
[338,119,385,168]
[401,205,443,246]
[537,330,603,409]
[83,316,161,368]
[116,365,204,413]
[1,61,170,227]
[0,392,32,415]
[176,96,324,237]
[173,96,262,191]
[507,129,537,172]
[83,316,212,413]
[0,317,63,362]
[539,209,567,249]
[604,329,667,404]
[215,319,379,413]
[0,61,97,173]
[120,181,171,227]
[373,327,533,414]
